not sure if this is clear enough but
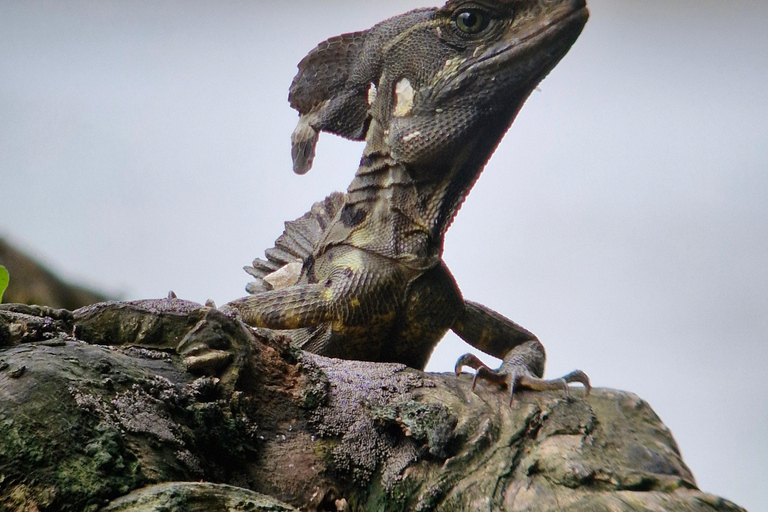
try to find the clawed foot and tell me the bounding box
[71,294,251,392]
[163,291,246,384]
[454,340,590,405]
[174,305,252,392]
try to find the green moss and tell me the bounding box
[362,471,421,512]
[0,407,142,511]
[297,357,330,410]
[190,401,257,468]
[371,400,457,458]
[311,437,340,465]
[0,418,45,465]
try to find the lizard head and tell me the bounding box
[288,0,588,176]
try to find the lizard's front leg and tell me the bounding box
[227,249,406,361]
[452,300,590,403]
[69,286,335,393]
[226,284,334,330]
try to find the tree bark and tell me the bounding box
[0,300,747,512]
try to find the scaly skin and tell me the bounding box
[227,0,591,398]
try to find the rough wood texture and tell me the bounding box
[0,301,746,512]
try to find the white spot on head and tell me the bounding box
[393,77,415,118]
[402,131,422,142]
[367,82,377,106]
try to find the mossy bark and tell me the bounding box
[0,301,747,512]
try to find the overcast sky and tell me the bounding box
[1,1,766,510]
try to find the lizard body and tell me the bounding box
[227,0,591,398]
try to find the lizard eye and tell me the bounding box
[454,9,490,35]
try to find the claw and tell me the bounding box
[184,350,234,375]
[455,353,509,393]
[454,353,487,375]
[562,369,591,397]
[514,371,590,402]
[508,372,519,406]
[454,350,591,404]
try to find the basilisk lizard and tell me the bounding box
[225,0,591,402]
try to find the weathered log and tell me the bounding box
[0,301,746,512]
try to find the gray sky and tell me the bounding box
[1,1,767,510]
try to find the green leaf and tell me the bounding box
[0,265,8,303]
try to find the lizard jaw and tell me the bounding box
[464,3,589,88]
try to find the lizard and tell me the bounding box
[223,0,592,402]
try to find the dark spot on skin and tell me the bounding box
[340,204,367,228]
[325,278,333,288]
[304,255,317,284]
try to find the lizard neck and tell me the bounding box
[323,107,515,269]
[347,112,511,249]
[345,155,466,247]
[340,152,439,266]
[336,138,477,267]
